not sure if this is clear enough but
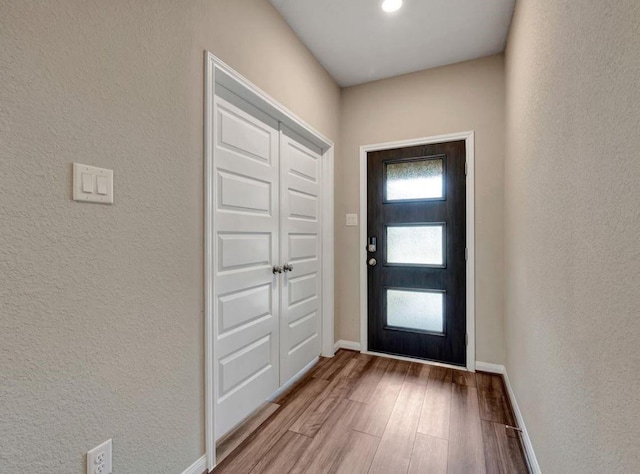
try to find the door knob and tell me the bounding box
[368,258,377,267]
[283,263,294,272]
[272,265,283,274]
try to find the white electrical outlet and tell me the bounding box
[87,439,112,474]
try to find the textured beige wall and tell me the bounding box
[337,55,506,364]
[0,1,339,472]
[505,1,640,472]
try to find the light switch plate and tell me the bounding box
[73,163,113,204]
[346,213,358,227]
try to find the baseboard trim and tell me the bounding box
[476,362,541,474]
[182,455,207,474]
[475,361,505,374]
[333,340,362,352]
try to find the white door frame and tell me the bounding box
[204,52,335,470]
[359,132,475,372]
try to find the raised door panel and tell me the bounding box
[217,171,272,215]
[288,189,319,220]
[288,234,318,262]
[217,283,271,334]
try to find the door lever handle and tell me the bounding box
[283,263,294,272]
[272,265,283,274]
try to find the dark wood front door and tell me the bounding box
[367,140,467,366]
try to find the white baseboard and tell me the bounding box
[476,361,541,474]
[182,455,207,474]
[475,361,505,374]
[333,340,362,353]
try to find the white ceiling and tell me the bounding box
[270,0,516,87]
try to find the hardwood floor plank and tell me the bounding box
[305,354,337,381]
[481,419,502,474]
[213,377,329,473]
[354,351,375,363]
[405,362,431,386]
[353,359,410,436]
[271,380,305,407]
[417,367,452,440]
[248,430,311,474]
[495,423,528,473]
[290,356,369,437]
[216,402,280,464]
[408,433,448,474]
[274,361,327,407]
[349,356,391,403]
[452,369,476,387]
[330,430,380,474]
[448,384,486,474]
[476,372,515,426]
[369,380,427,474]
[311,349,356,381]
[475,372,495,390]
[481,420,528,474]
[290,399,363,473]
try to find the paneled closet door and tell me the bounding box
[213,91,280,438]
[279,127,323,385]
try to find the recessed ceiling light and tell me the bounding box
[381,0,403,13]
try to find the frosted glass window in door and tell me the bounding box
[387,225,444,265]
[386,289,444,333]
[386,159,443,200]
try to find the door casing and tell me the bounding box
[359,132,475,372]
[204,52,335,470]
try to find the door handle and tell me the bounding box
[272,265,283,274]
[368,258,377,267]
[283,263,294,272]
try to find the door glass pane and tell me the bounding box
[387,225,444,265]
[386,159,443,200]
[387,289,444,333]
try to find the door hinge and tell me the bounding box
[465,333,468,346]
[465,247,468,261]
[464,160,467,176]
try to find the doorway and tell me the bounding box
[359,133,475,370]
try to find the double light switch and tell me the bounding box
[346,213,358,227]
[73,163,113,204]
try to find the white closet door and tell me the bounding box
[279,127,323,385]
[213,91,280,438]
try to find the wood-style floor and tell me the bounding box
[213,350,528,474]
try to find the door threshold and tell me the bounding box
[362,350,472,372]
